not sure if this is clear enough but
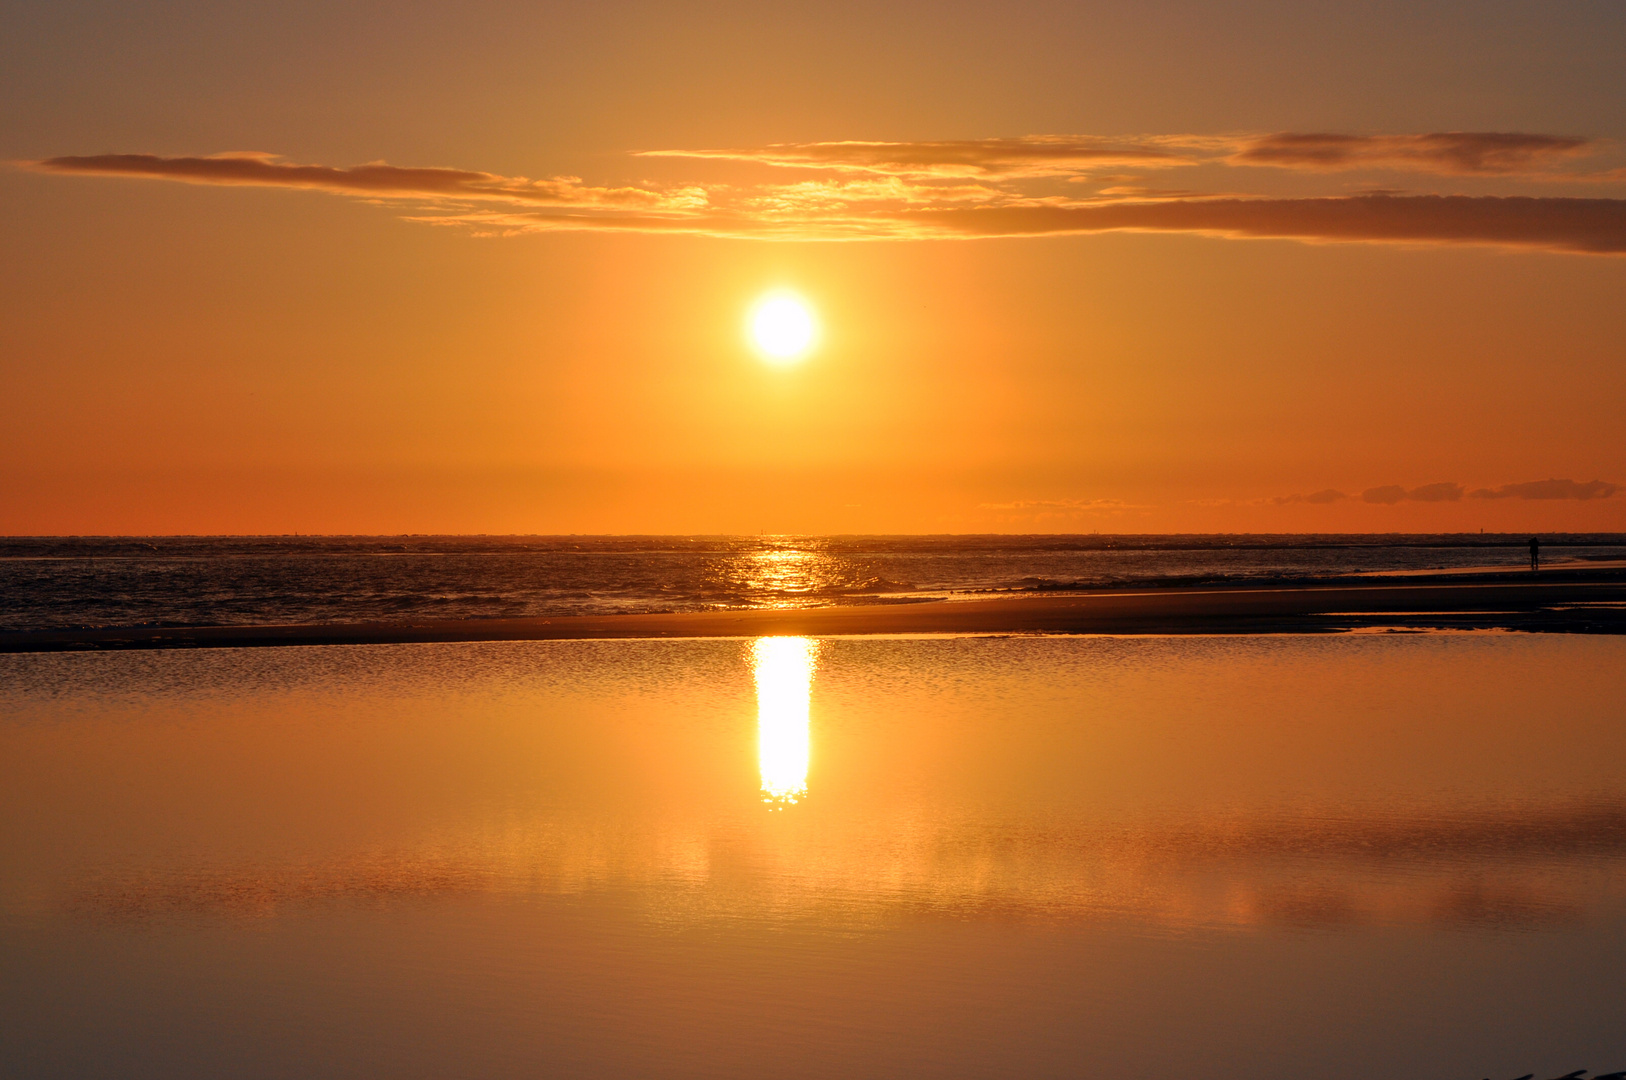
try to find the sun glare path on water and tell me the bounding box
[747,292,817,364]
[752,636,818,806]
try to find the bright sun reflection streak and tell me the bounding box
[753,637,817,806]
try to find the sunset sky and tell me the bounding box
[4,0,1624,534]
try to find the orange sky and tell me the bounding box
[3,0,1625,534]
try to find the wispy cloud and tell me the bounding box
[24,136,1626,253]
[30,151,707,214]
[637,135,1201,178]
[1469,478,1620,500]
[646,132,1602,179]
[1231,132,1594,175]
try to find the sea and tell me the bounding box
[4,532,1625,632]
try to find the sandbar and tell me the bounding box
[4,574,1625,652]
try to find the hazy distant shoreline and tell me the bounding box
[6,575,1624,652]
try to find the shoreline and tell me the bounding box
[5,576,1625,652]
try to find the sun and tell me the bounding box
[747,292,817,364]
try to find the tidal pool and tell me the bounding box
[2,634,1624,1079]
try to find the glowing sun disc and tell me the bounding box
[748,293,817,362]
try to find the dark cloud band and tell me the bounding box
[1233,132,1593,175]
[23,148,1626,253]
[30,152,683,209]
[903,196,1626,254]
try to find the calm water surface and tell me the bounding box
[2,634,1624,1079]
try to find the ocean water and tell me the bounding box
[3,533,1624,631]
[2,633,1624,1079]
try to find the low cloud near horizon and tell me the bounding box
[1363,482,1466,505]
[1469,478,1620,500]
[1273,488,1348,505]
[977,498,1144,515]
[25,131,1626,253]
[1005,479,1617,516]
[1269,479,1619,506]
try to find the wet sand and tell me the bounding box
[8,632,1626,1077]
[5,574,1625,651]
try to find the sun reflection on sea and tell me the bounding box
[752,636,818,807]
[740,547,822,606]
[697,539,916,610]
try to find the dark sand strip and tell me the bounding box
[5,578,1626,652]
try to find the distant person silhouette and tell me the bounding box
[1529,536,1540,571]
